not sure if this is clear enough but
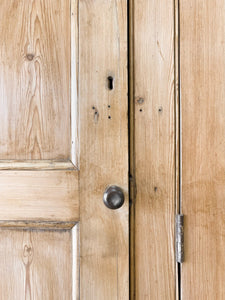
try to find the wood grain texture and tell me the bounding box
[0,228,77,299]
[0,221,76,230]
[79,0,128,299]
[0,160,76,170]
[180,1,225,299]
[0,1,81,298]
[133,0,175,298]
[0,0,71,160]
[0,170,79,222]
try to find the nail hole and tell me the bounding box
[108,105,111,108]
[139,109,142,112]
[107,76,114,90]
[92,106,95,110]
[158,106,163,112]
[108,116,111,119]
[94,110,99,123]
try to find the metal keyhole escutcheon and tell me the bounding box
[103,185,124,210]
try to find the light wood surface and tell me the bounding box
[180,1,225,299]
[0,160,76,170]
[0,170,79,222]
[71,0,79,167]
[0,0,71,160]
[0,2,82,298]
[133,0,176,298]
[0,228,76,299]
[0,0,129,297]
[0,220,76,230]
[79,0,128,299]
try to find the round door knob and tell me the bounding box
[103,185,125,209]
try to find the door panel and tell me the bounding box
[132,0,175,298]
[0,227,79,299]
[180,0,225,298]
[0,0,71,160]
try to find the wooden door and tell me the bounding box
[0,1,128,299]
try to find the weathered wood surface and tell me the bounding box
[133,0,176,298]
[0,170,79,222]
[0,160,76,170]
[0,0,71,160]
[180,0,225,299]
[0,229,75,299]
[0,0,129,298]
[79,0,129,299]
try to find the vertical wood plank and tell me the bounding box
[133,0,176,298]
[180,1,225,298]
[79,0,128,299]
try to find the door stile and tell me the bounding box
[79,0,129,299]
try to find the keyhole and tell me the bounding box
[107,76,114,90]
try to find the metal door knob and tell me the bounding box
[103,185,124,209]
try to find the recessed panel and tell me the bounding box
[0,226,79,299]
[0,0,72,160]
